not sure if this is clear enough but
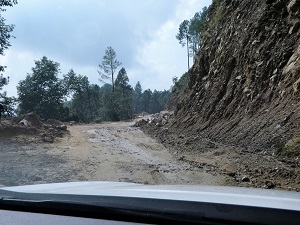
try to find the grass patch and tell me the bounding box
[213,0,221,6]
[209,5,224,29]
[172,72,190,97]
[276,136,300,157]
[202,30,211,38]
[94,117,104,123]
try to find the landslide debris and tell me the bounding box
[0,112,69,142]
[137,111,300,191]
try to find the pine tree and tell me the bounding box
[176,20,190,70]
[98,46,122,92]
[115,68,133,120]
[134,81,142,113]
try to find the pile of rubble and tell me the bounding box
[134,111,174,128]
[0,112,69,143]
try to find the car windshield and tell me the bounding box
[0,0,299,194]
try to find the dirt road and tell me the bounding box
[0,121,226,187]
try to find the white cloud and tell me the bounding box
[0,50,37,97]
[128,0,211,91]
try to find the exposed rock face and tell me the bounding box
[173,0,300,151]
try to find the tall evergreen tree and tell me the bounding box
[188,7,208,57]
[102,91,119,121]
[149,90,160,114]
[134,81,142,113]
[98,46,122,92]
[70,82,102,123]
[64,70,103,122]
[176,7,208,69]
[141,89,152,113]
[176,20,190,70]
[115,68,133,120]
[63,69,82,95]
[115,68,130,91]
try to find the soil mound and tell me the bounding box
[46,119,63,126]
[16,112,43,129]
[0,112,69,142]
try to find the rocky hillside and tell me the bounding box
[170,0,300,153]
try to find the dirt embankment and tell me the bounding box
[137,112,300,191]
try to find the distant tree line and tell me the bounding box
[16,47,170,122]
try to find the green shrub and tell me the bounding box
[94,117,104,123]
[209,5,224,29]
[172,72,190,97]
[276,136,300,157]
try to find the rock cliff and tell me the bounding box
[172,0,300,152]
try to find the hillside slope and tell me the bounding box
[171,0,300,152]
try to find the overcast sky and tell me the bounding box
[1,0,211,97]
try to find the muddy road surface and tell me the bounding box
[0,121,226,187]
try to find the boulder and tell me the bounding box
[241,176,250,182]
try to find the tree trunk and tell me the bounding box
[187,35,190,70]
[112,73,115,92]
[86,85,92,122]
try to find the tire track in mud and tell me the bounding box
[78,122,226,185]
[84,125,174,184]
